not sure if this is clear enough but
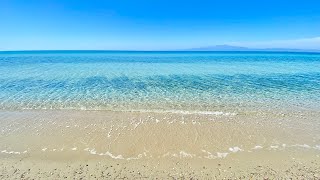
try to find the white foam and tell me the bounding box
[282,144,287,148]
[120,109,237,116]
[127,154,143,160]
[270,145,279,150]
[158,110,236,116]
[201,150,216,159]
[71,147,77,151]
[105,151,124,159]
[204,154,216,159]
[292,144,311,149]
[252,145,263,150]
[107,125,114,137]
[217,152,228,158]
[162,152,170,157]
[84,148,124,159]
[41,148,47,151]
[314,145,320,150]
[229,147,243,153]
[1,149,28,155]
[20,107,236,117]
[133,119,142,129]
[89,149,96,155]
[179,151,194,158]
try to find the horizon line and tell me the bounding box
[1,49,320,53]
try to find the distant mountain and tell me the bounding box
[188,45,249,51]
[259,48,320,52]
[185,45,320,52]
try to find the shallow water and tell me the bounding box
[0,51,320,113]
[0,51,320,163]
[0,110,319,160]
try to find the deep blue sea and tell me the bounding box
[0,51,319,113]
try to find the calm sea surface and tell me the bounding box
[0,51,320,113]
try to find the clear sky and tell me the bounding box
[1,0,320,50]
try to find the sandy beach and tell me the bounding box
[1,154,319,179]
[1,109,319,179]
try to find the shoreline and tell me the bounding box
[0,109,319,178]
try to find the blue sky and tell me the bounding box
[1,0,320,50]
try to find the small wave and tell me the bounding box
[217,152,229,158]
[252,145,263,150]
[179,151,195,158]
[113,109,236,116]
[229,147,243,153]
[17,107,237,116]
[1,149,28,155]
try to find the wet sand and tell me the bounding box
[0,109,320,179]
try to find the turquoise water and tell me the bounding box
[0,51,320,113]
